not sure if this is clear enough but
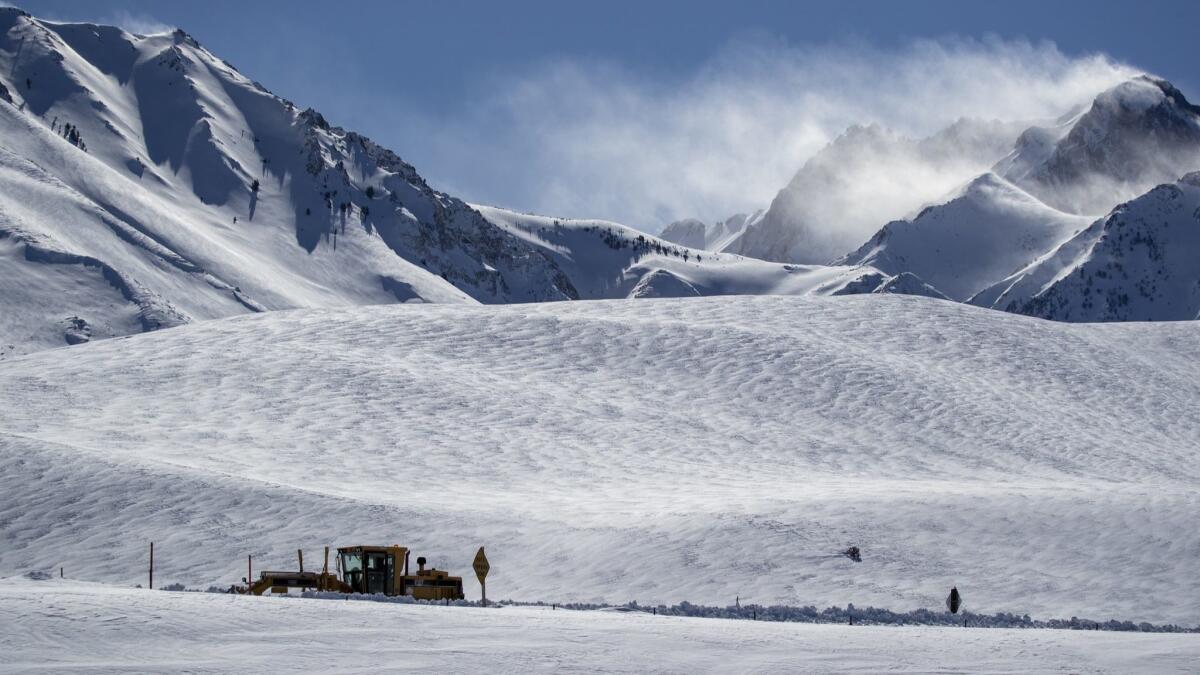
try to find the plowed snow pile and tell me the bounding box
[1,295,1197,625]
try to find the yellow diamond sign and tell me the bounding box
[473,546,490,583]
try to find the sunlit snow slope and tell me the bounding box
[475,205,893,299]
[972,173,1200,321]
[839,173,1091,301]
[1,296,1197,624]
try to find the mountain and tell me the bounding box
[659,212,755,251]
[837,173,1091,301]
[971,172,1200,321]
[0,8,580,352]
[838,77,1200,305]
[725,119,1026,265]
[472,205,890,299]
[997,76,1200,215]
[2,5,1197,360]
[0,8,910,358]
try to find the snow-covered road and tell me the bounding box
[1,578,1195,674]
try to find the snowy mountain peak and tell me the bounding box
[1093,75,1195,115]
[1000,75,1200,214]
[726,116,1026,265]
[169,28,199,46]
[0,8,601,353]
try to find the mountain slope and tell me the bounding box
[0,9,545,304]
[838,173,1091,301]
[1,296,1197,623]
[474,205,906,299]
[837,77,1200,306]
[972,173,1200,321]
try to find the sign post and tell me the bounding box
[473,546,490,608]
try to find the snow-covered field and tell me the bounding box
[1,578,1196,674]
[1,295,1197,629]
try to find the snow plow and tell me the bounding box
[241,545,465,600]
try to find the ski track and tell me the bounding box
[0,295,1198,625]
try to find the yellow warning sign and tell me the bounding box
[473,546,490,583]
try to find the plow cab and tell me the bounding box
[337,545,465,601]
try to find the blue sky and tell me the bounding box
[18,0,1200,229]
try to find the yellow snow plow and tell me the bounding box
[242,545,465,600]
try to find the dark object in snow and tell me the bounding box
[843,546,862,562]
[946,586,962,614]
[63,316,91,345]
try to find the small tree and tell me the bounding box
[365,186,375,199]
[250,179,260,194]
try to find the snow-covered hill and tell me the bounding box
[972,173,1200,321]
[1,296,1197,624]
[838,173,1091,300]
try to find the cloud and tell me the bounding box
[413,35,1139,234]
[104,9,174,36]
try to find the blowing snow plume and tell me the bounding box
[417,36,1138,241]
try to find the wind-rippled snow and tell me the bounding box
[0,295,1197,625]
